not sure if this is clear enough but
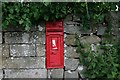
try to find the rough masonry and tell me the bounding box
[0,11,120,79]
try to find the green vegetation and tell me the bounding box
[76,34,120,79]
[2,2,120,79]
[2,2,119,31]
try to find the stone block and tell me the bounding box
[4,69,47,78]
[32,32,43,44]
[0,45,2,69]
[79,29,91,35]
[5,32,28,43]
[5,32,43,44]
[30,22,45,32]
[73,14,80,21]
[49,69,64,78]
[65,46,79,58]
[0,33,2,44]
[65,35,76,46]
[112,27,120,35]
[36,44,45,57]
[65,21,79,25]
[3,57,45,68]
[0,70,3,79]
[64,71,79,78]
[109,12,120,28]
[47,70,51,78]
[97,26,106,35]
[80,35,101,45]
[41,33,45,45]
[65,59,79,70]
[10,44,36,57]
[0,23,2,32]
[2,44,9,58]
[64,25,80,34]
[64,14,73,21]
[109,11,120,20]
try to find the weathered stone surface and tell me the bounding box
[64,14,73,21]
[3,57,45,68]
[97,26,106,35]
[64,25,80,34]
[79,29,91,34]
[73,14,80,21]
[65,35,76,46]
[65,24,91,34]
[39,21,46,28]
[80,35,101,45]
[65,46,79,58]
[76,65,86,78]
[65,59,79,70]
[47,70,51,78]
[0,45,2,69]
[41,33,46,45]
[65,21,79,25]
[0,33,2,44]
[5,32,43,44]
[0,70,3,79]
[32,25,45,32]
[50,69,64,78]
[38,25,43,31]
[91,44,99,52]
[36,44,45,57]
[112,27,120,35]
[3,25,23,31]
[109,11,120,20]
[64,71,79,78]
[4,69,47,78]
[29,25,39,31]
[111,21,120,28]
[109,12,120,28]
[3,22,45,31]
[10,44,36,57]
[0,23,2,32]
[5,32,29,43]
[76,65,84,72]
[2,44,9,58]
[31,32,44,44]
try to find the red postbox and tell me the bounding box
[46,20,64,69]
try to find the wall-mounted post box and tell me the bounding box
[46,20,64,69]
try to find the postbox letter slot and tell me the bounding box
[47,29,62,32]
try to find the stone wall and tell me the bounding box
[0,11,120,79]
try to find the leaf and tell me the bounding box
[8,14,14,19]
[22,14,27,19]
[2,20,9,29]
[113,63,119,67]
[43,2,50,6]
[112,72,117,78]
[81,3,86,7]
[9,8,14,14]
[44,16,49,21]
[19,20,24,24]
[25,25,30,31]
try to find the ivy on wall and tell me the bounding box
[2,2,119,31]
[75,34,120,79]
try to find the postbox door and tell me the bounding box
[46,34,64,68]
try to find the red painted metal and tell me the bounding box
[46,20,64,69]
